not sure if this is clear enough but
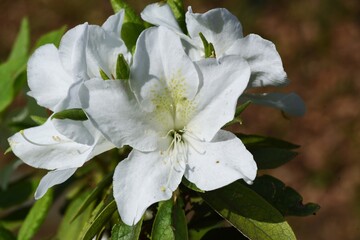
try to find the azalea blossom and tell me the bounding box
[7,11,129,198]
[141,3,306,116]
[80,26,257,225]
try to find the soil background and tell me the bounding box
[1,0,359,239]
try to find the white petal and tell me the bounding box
[8,119,93,170]
[187,56,250,141]
[185,130,257,190]
[52,119,96,145]
[130,26,199,110]
[80,79,159,151]
[240,92,306,116]
[58,24,89,81]
[86,25,130,79]
[102,10,125,37]
[226,34,288,87]
[186,7,243,56]
[141,3,182,33]
[35,168,77,199]
[113,149,185,225]
[27,44,73,111]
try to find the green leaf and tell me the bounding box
[116,54,130,80]
[18,190,53,240]
[72,172,113,221]
[182,177,204,193]
[0,18,29,112]
[30,115,47,125]
[110,0,145,53]
[238,134,299,149]
[201,180,296,240]
[100,68,110,80]
[52,108,88,121]
[80,199,118,240]
[172,198,188,240]
[0,178,38,209]
[152,200,175,240]
[167,0,187,33]
[56,191,95,240]
[0,159,22,190]
[111,220,143,240]
[34,26,67,49]
[0,224,16,240]
[225,101,252,126]
[199,32,216,58]
[247,175,320,217]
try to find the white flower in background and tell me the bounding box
[7,11,130,198]
[141,3,306,116]
[81,26,257,225]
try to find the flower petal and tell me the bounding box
[141,3,182,33]
[130,26,199,110]
[27,44,73,111]
[226,34,288,87]
[187,55,250,141]
[185,130,257,191]
[240,92,306,116]
[80,79,159,151]
[113,149,185,225]
[102,10,125,37]
[52,119,96,145]
[186,7,243,56]
[8,119,93,170]
[35,168,77,199]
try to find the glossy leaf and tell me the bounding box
[34,26,67,49]
[172,198,188,240]
[152,200,175,240]
[201,180,296,240]
[111,219,143,240]
[18,190,53,240]
[247,175,320,217]
[167,0,186,33]
[80,199,117,240]
[52,108,88,121]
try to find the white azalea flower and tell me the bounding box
[80,26,257,225]
[7,11,129,198]
[141,3,306,116]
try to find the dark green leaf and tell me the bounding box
[172,198,188,240]
[111,219,143,240]
[72,172,113,221]
[201,227,248,240]
[247,175,320,216]
[249,147,298,169]
[167,0,187,33]
[238,134,299,149]
[0,224,16,240]
[152,199,175,240]
[18,190,53,240]
[201,180,296,240]
[116,54,130,80]
[56,191,95,240]
[0,178,37,209]
[225,101,252,126]
[182,177,205,193]
[52,108,87,121]
[34,26,67,49]
[0,159,22,190]
[80,199,118,240]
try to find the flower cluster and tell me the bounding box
[8,3,304,225]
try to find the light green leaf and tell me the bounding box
[56,191,95,240]
[100,68,110,80]
[110,0,145,53]
[201,181,296,240]
[34,26,67,49]
[152,200,175,240]
[80,199,117,240]
[0,18,29,112]
[52,108,88,121]
[18,190,53,240]
[30,115,47,125]
[116,54,130,80]
[0,224,16,240]
[166,0,186,33]
[111,219,143,240]
[199,32,216,58]
[247,175,320,217]
[182,177,204,193]
[225,101,251,126]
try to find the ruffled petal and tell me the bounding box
[226,34,288,87]
[186,7,243,56]
[35,168,77,199]
[240,92,306,116]
[102,10,125,37]
[130,26,199,111]
[187,55,250,141]
[80,79,159,151]
[141,3,182,33]
[185,130,257,190]
[113,149,185,225]
[27,44,73,111]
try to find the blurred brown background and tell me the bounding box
[1,0,359,239]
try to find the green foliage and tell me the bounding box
[34,26,67,49]
[0,178,38,209]
[201,180,296,240]
[52,108,88,121]
[0,159,22,190]
[182,177,204,193]
[248,175,321,216]
[17,190,53,240]
[116,53,130,80]
[199,32,216,58]
[0,224,16,240]
[167,0,187,33]
[111,220,143,240]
